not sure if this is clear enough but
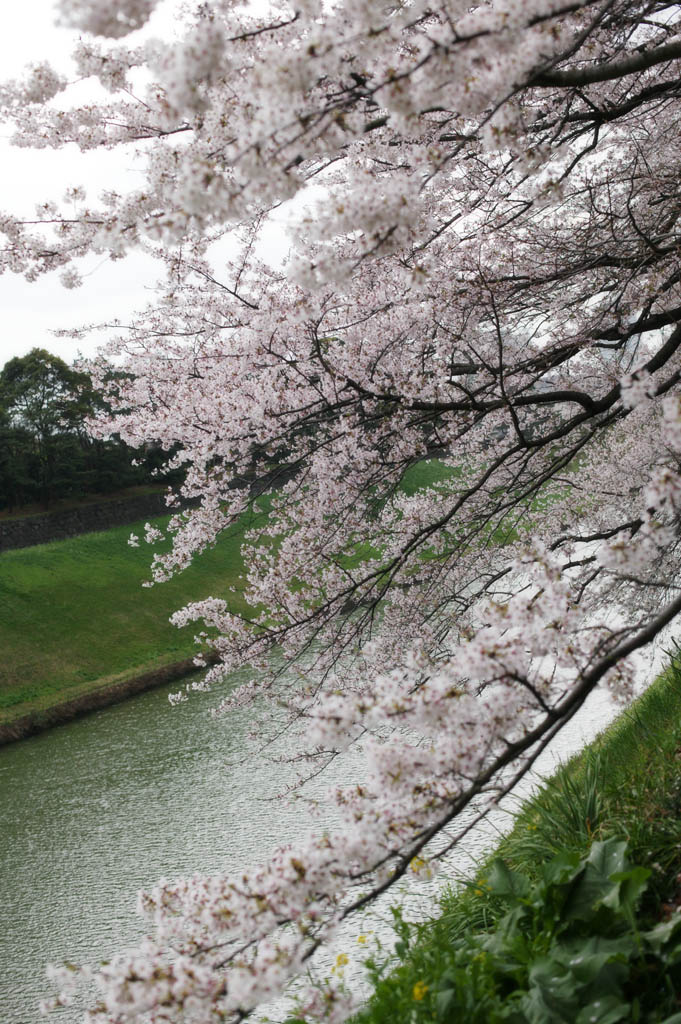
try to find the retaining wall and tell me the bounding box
[0,491,170,552]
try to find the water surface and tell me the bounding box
[0,663,649,1023]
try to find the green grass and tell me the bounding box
[495,659,681,890]
[0,500,270,722]
[350,659,681,1023]
[0,454,570,728]
[399,459,462,496]
[0,459,459,726]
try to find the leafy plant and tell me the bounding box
[360,840,681,1024]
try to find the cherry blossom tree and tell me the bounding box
[7,0,681,1020]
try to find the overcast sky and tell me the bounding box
[0,4,151,366]
[0,1,290,369]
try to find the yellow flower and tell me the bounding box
[335,953,349,968]
[412,980,428,1001]
[357,934,367,944]
[410,856,433,877]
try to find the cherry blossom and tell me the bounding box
[8,1,681,1020]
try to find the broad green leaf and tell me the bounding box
[562,949,627,987]
[643,911,681,953]
[488,859,531,900]
[519,978,579,1024]
[601,866,650,915]
[557,934,636,967]
[435,984,457,1021]
[525,957,581,1020]
[574,994,629,1024]
[586,839,629,879]
[542,850,582,888]
[564,840,629,921]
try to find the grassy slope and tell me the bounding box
[352,661,681,1023]
[0,459,460,724]
[0,501,270,722]
[0,452,557,731]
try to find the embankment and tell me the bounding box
[0,652,219,747]
[0,461,454,745]
[0,505,269,744]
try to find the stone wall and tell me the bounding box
[0,491,170,552]
[1,460,302,553]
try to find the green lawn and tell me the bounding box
[0,502,268,722]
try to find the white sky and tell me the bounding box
[0,1,291,368]
[0,3,154,366]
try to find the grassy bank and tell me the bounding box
[348,660,681,1023]
[0,500,270,728]
[0,459,459,734]
[0,452,562,743]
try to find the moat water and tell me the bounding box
[0,652,663,1023]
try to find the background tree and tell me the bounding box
[5,1,681,1020]
[0,348,92,506]
[0,348,177,510]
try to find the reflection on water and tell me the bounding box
[0,673,321,1023]
[0,649,663,1023]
